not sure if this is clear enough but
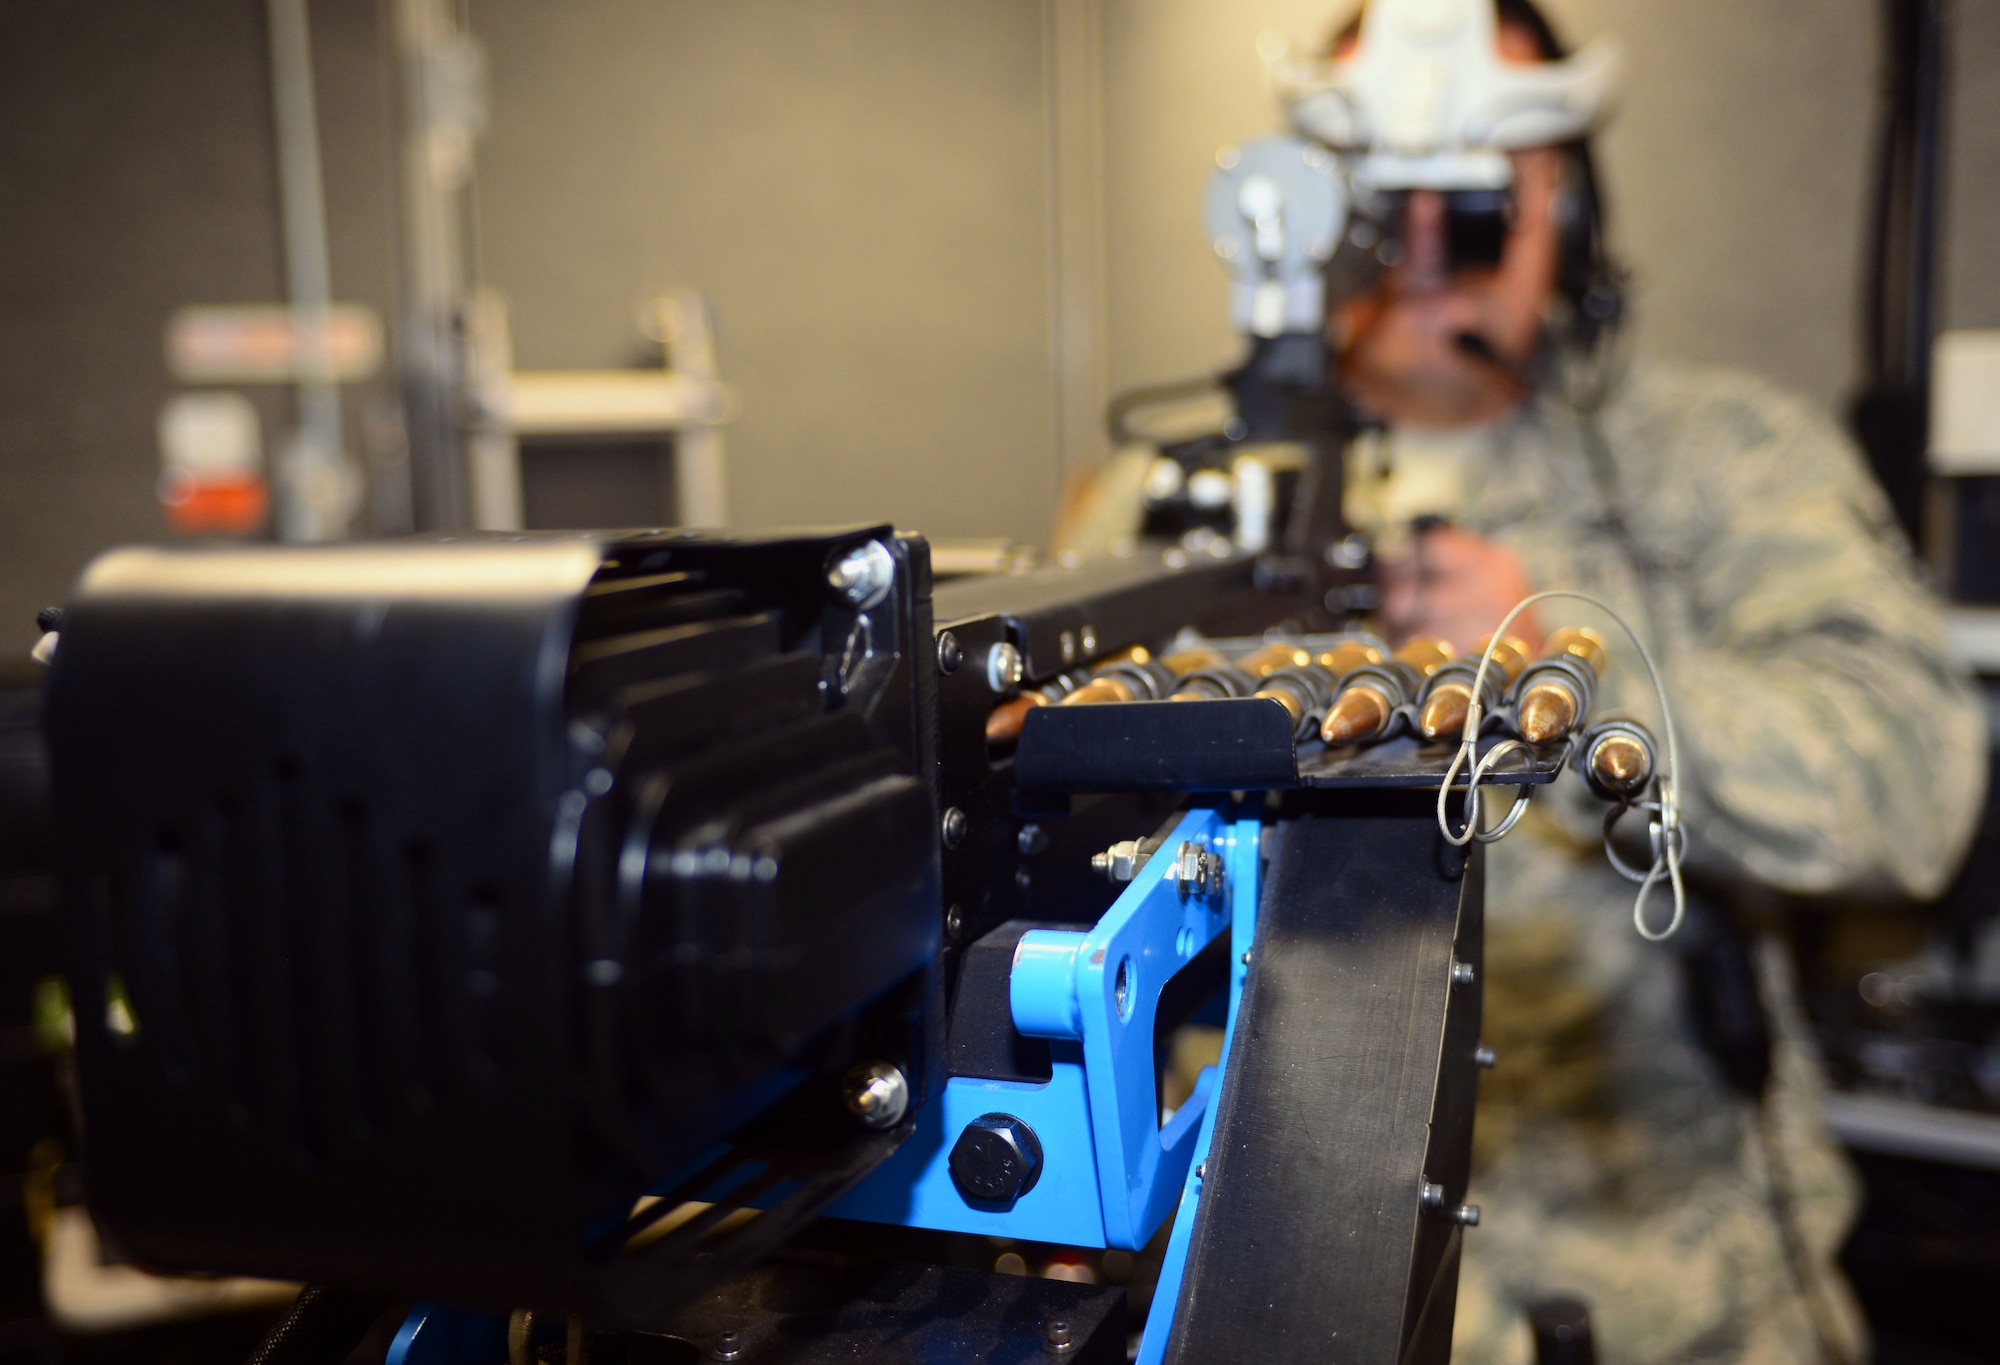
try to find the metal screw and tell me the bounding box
[1474,1044,1496,1069]
[946,904,964,942]
[1018,824,1049,856]
[1045,1320,1075,1354]
[936,630,963,674]
[841,1062,909,1129]
[1456,1204,1481,1227]
[1169,842,1225,897]
[1059,630,1078,664]
[1241,950,1252,966]
[709,1330,744,1361]
[1451,961,1476,987]
[1079,625,1097,654]
[1195,1161,1208,1181]
[1015,866,1032,891]
[1420,1180,1445,1210]
[987,641,1025,693]
[826,540,895,610]
[941,807,969,849]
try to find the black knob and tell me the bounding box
[948,1113,1043,1205]
[1527,1296,1595,1365]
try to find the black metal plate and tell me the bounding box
[1015,698,1299,792]
[932,551,1278,680]
[1014,698,1569,794]
[1166,795,1484,1365]
[1301,734,1571,788]
[648,1255,1126,1364]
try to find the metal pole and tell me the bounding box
[393,0,478,530]
[267,0,356,541]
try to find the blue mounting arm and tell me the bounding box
[389,806,1265,1359]
[1133,809,1262,1363]
[830,805,1256,1250]
[1010,807,1252,1248]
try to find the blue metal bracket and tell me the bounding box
[830,806,1256,1250]
[1134,808,1262,1364]
[389,808,1266,1358]
[1011,806,1250,1248]
[385,1304,506,1365]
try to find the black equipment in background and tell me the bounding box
[1849,0,1949,551]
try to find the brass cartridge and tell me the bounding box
[1063,676,1139,706]
[985,667,1091,747]
[1415,635,1532,741]
[1320,681,1395,745]
[1169,665,1258,702]
[1546,626,1608,675]
[985,693,1045,746]
[1581,718,1657,801]
[1060,656,1178,706]
[1315,639,1385,677]
[1515,627,1609,744]
[1319,636,1456,746]
[1394,636,1456,678]
[1158,646,1228,675]
[1254,665,1337,738]
[1238,640,1315,677]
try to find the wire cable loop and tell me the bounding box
[1433,589,1687,940]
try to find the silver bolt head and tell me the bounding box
[1452,960,1476,987]
[1474,1044,1497,1069]
[941,806,969,849]
[826,540,896,610]
[841,1062,909,1129]
[987,641,1025,693]
[1456,1203,1481,1227]
[1095,839,1143,881]
[936,630,963,674]
[1419,1180,1445,1209]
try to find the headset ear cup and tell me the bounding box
[1558,143,1625,351]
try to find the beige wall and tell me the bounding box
[470,0,1066,547]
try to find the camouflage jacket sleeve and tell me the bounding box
[1603,366,1987,900]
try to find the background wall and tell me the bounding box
[470,0,1067,546]
[1,0,1996,657]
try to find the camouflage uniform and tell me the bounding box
[1341,358,1988,1365]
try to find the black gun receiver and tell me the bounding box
[45,526,1538,1363]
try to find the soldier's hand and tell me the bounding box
[1378,525,1544,654]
